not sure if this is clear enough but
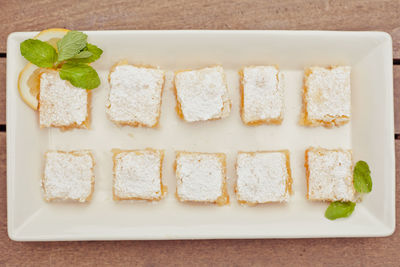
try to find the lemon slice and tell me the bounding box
[18,28,69,110]
[34,28,69,50]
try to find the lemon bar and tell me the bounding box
[236,151,292,204]
[301,66,351,127]
[239,66,284,125]
[174,66,231,122]
[174,151,229,205]
[112,149,166,201]
[305,147,355,201]
[42,150,95,202]
[39,70,90,129]
[107,62,165,127]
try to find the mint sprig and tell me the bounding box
[20,30,103,90]
[60,63,100,90]
[57,31,88,62]
[20,39,57,68]
[325,160,372,221]
[325,201,355,220]
[353,161,372,193]
[68,43,103,63]
[72,50,93,59]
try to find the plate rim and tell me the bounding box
[6,30,395,241]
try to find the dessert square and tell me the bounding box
[301,66,351,127]
[305,147,355,201]
[236,151,292,204]
[239,66,284,125]
[39,70,90,129]
[107,62,165,127]
[42,150,95,202]
[174,66,231,122]
[112,149,166,201]
[174,151,229,205]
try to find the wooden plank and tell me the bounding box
[395,65,400,133]
[1,0,400,56]
[0,58,5,125]
[0,134,399,266]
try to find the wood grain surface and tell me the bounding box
[1,0,400,57]
[1,0,399,266]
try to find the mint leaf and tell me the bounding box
[325,201,355,220]
[59,62,100,89]
[72,50,93,59]
[68,43,103,63]
[57,31,87,61]
[353,161,372,193]
[20,39,57,68]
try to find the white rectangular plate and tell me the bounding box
[7,30,395,241]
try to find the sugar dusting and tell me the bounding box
[242,66,284,123]
[114,150,163,199]
[107,65,164,127]
[175,66,231,122]
[176,152,224,202]
[39,71,88,128]
[307,148,354,201]
[305,66,351,121]
[236,152,289,203]
[43,151,94,202]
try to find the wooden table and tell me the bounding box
[1,0,399,265]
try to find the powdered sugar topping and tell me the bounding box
[39,71,88,128]
[175,66,231,122]
[307,148,354,201]
[107,65,164,127]
[242,66,284,123]
[305,66,351,121]
[43,151,94,202]
[176,153,224,202]
[236,152,290,203]
[114,150,163,199]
